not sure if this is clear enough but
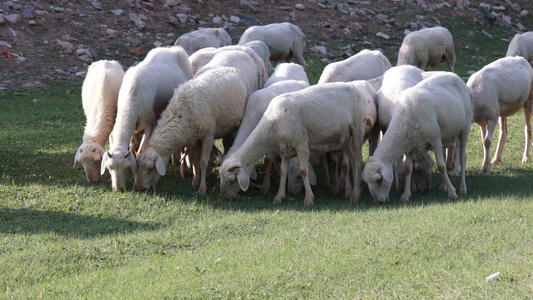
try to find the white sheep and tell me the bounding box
[189,40,271,76]
[74,60,125,183]
[174,27,232,55]
[101,46,192,191]
[195,48,268,95]
[219,81,372,205]
[286,80,377,196]
[318,49,392,84]
[133,67,249,195]
[397,26,455,72]
[467,56,533,173]
[237,22,308,72]
[506,31,533,65]
[223,63,310,196]
[362,72,472,203]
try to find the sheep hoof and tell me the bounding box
[273,196,283,205]
[448,189,457,199]
[459,186,467,195]
[332,186,340,195]
[304,195,314,206]
[198,185,207,196]
[482,163,491,173]
[400,194,411,203]
[260,185,269,195]
[344,189,352,200]
[522,156,529,164]
[349,194,359,204]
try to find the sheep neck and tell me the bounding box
[233,125,277,170]
[373,125,413,166]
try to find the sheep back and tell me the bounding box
[318,49,391,84]
[174,28,232,55]
[506,32,533,64]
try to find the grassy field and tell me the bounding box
[2,30,533,297]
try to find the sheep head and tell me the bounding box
[74,142,105,183]
[100,150,137,191]
[362,157,393,203]
[219,159,251,199]
[133,148,166,192]
[409,152,434,194]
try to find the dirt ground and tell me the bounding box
[1,0,532,90]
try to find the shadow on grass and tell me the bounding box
[0,208,159,237]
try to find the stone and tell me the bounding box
[23,5,36,19]
[91,1,103,11]
[0,41,12,48]
[294,3,305,10]
[520,10,528,17]
[28,19,37,25]
[310,45,327,55]
[140,1,153,10]
[510,3,521,13]
[516,23,524,31]
[110,9,124,16]
[163,0,182,8]
[0,15,4,24]
[230,15,240,23]
[213,16,222,24]
[376,32,390,39]
[176,13,187,23]
[5,14,21,23]
[129,13,146,29]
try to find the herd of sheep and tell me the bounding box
[73,22,533,205]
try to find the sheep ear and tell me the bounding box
[237,168,250,191]
[125,151,137,175]
[366,117,375,130]
[155,154,166,176]
[250,167,258,180]
[308,165,317,186]
[380,163,394,183]
[74,148,81,169]
[101,151,110,175]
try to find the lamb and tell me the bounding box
[174,27,232,55]
[506,31,533,65]
[219,81,372,205]
[286,80,377,196]
[74,60,125,183]
[189,40,271,76]
[133,67,249,195]
[223,63,310,196]
[466,56,533,173]
[397,26,455,72]
[317,49,392,84]
[362,72,472,203]
[101,46,192,191]
[237,22,308,72]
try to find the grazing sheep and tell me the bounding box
[195,48,268,95]
[363,72,472,203]
[397,26,455,72]
[506,31,533,65]
[219,82,371,205]
[133,67,248,195]
[318,49,392,84]
[174,28,232,55]
[74,60,125,183]
[189,40,271,76]
[286,80,377,196]
[101,46,192,191]
[238,22,308,72]
[467,56,533,173]
[223,63,310,196]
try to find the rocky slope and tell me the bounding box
[0,0,531,90]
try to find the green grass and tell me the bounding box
[2,78,533,298]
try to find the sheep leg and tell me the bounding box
[319,153,332,189]
[197,135,215,196]
[433,142,457,199]
[296,148,314,206]
[347,129,363,204]
[491,116,507,166]
[341,152,352,200]
[191,141,202,188]
[392,157,402,190]
[481,120,497,173]
[400,154,413,203]
[273,154,289,205]
[260,152,275,194]
[522,101,532,163]
[458,131,468,195]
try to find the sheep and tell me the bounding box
[466,56,533,173]
[237,22,308,72]
[74,60,125,183]
[219,81,372,205]
[397,26,455,72]
[189,40,271,76]
[195,48,268,95]
[223,63,310,196]
[286,80,377,196]
[362,72,472,203]
[317,49,392,84]
[100,46,192,191]
[174,27,232,55]
[506,31,533,65]
[133,67,249,195]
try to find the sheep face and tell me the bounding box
[101,150,137,191]
[410,152,434,194]
[74,142,105,183]
[362,158,394,203]
[133,148,166,192]
[219,159,250,199]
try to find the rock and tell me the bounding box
[52,7,65,13]
[130,47,146,55]
[492,6,505,11]
[110,9,124,16]
[5,14,21,23]
[16,56,27,63]
[23,5,36,19]
[106,28,120,37]
[479,3,491,10]
[168,16,178,26]
[376,32,390,39]
[153,41,163,47]
[91,1,103,11]
[75,71,87,78]
[500,15,511,27]
[230,15,240,23]
[65,8,74,15]
[481,29,492,38]
[213,16,222,24]
[510,3,521,13]
[167,33,176,40]
[140,1,154,10]
[516,23,524,31]
[163,0,182,8]
[376,13,388,21]
[28,19,37,25]
[129,13,146,29]
[0,15,5,24]
[520,10,528,17]
[176,13,187,23]
[294,3,305,10]
[55,39,74,54]
[0,41,12,48]
[310,45,327,55]
[467,31,474,38]
[410,22,419,29]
